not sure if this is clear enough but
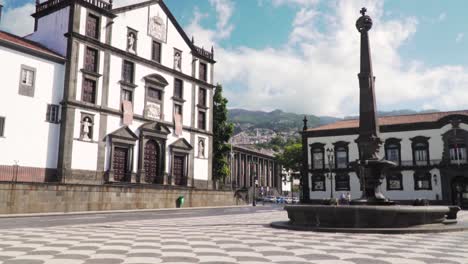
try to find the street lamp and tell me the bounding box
[326,147,334,199]
[250,160,258,206]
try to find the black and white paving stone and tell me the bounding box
[0,209,467,264]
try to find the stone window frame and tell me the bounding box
[151,40,162,63]
[333,141,349,169]
[46,104,60,124]
[386,171,403,191]
[410,136,430,166]
[83,46,100,74]
[168,139,193,187]
[197,109,207,131]
[85,11,100,40]
[197,87,208,108]
[144,74,168,120]
[197,137,206,159]
[121,60,136,85]
[199,61,207,82]
[310,143,325,170]
[335,173,350,191]
[311,173,326,191]
[0,116,5,137]
[81,75,99,105]
[126,27,138,55]
[18,64,36,97]
[79,112,95,142]
[413,170,432,191]
[384,138,402,166]
[173,78,184,101]
[173,48,182,72]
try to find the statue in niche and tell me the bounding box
[82,117,93,141]
[127,32,136,54]
[174,51,182,71]
[198,139,205,158]
[148,15,166,42]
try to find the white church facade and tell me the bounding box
[0,0,216,189]
[303,111,468,209]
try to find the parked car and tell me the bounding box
[292,197,300,204]
[284,197,293,204]
[263,196,276,203]
[276,196,285,203]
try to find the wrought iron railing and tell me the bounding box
[36,0,112,13]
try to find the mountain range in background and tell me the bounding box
[228,108,440,135]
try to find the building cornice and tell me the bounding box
[67,32,215,89]
[65,99,213,137]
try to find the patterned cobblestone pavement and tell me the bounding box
[0,210,467,264]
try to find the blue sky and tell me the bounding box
[1,0,468,116]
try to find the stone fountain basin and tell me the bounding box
[284,205,454,228]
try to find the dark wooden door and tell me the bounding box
[173,155,186,186]
[114,147,128,181]
[144,140,158,183]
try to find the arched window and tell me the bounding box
[310,143,325,170]
[411,136,430,166]
[449,143,467,164]
[384,138,401,166]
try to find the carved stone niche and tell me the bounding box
[137,122,171,184]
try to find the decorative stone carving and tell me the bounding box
[148,14,166,42]
[174,50,182,71]
[145,102,161,120]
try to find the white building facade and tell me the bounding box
[0,0,216,189]
[302,111,468,208]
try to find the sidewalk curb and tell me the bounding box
[0,205,253,219]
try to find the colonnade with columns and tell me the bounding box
[227,145,282,192]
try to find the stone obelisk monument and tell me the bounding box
[351,8,396,205]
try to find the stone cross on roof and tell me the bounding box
[360,7,367,16]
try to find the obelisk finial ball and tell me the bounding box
[356,7,373,32]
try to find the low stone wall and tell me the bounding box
[0,182,244,214]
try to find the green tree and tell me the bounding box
[212,84,234,182]
[275,142,303,173]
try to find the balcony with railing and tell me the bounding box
[36,0,112,14]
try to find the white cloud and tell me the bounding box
[438,12,446,21]
[0,3,35,36]
[186,0,468,117]
[456,33,464,43]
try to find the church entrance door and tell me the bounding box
[144,140,159,184]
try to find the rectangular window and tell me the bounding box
[122,89,133,103]
[415,149,428,166]
[199,62,207,81]
[198,111,206,130]
[312,174,325,191]
[0,117,5,137]
[82,78,96,104]
[147,87,162,101]
[450,145,467,164]
[19,65,36,97]
[174,104,183,116]
[335,174,350,191]
[174,78,183,99]
[336,150,347,168]
[414,172,432,190]
[387,173,403,191]
[21,68,34,86]
[46,104,60,123]
[152,41,162,63]
[122,60,134,84]
[84,47,98,72]
[198,88,207,106]
[86,14,99,39]
[386,148,400,164]
[313,151,323,169]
